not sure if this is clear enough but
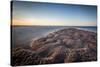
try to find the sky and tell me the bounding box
[12,1,97,26]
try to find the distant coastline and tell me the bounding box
[11,25,97,27]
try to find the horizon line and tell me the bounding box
[11,25,97,27]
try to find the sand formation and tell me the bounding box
[12,28,97,66]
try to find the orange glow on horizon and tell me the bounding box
[12,18,97,26]
[12,19,34,25]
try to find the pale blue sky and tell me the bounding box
[12,1,97,26]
